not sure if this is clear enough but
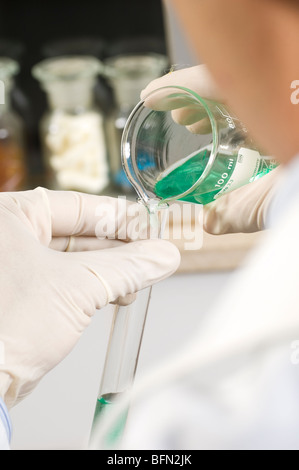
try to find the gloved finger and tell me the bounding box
[111,293,137,307]
[143,88,201,112]
[66,239,181,313]
[33,188,152,245]
[171,106,207,126]
[171,106,212,134]
[171,105,230,135]
[186,118,212,135]
[141,65,223,105]
[4,188,153,246]
[49,236,126,252]
[204,168,282,235]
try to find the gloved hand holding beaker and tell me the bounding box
[0,188,180,409]
[140,65,282,234]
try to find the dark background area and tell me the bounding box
[0,0,167,175]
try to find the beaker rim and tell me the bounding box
[121,85,218,205]
[32,55,104,83]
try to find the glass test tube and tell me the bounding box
[90,288,152,448]
[90,202,167,449]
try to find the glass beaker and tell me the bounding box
[0,57,27,192]
[102,53,168,191]
[122,86,279,206]
[32,56,109,193]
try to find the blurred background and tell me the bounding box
[0,0,197,195]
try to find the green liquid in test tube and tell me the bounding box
[92,393,129,448]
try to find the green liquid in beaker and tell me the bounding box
[155,148,277,205]
[155,148,217,205]
[91,393,128,448]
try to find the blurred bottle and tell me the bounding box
[0,57,27,192]
[0,39,33,127]
[103,52,168,192]
[0,39,35,174]
[41,37,113,115]
[32,56,109,194]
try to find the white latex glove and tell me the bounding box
[204,168,283,234]
[141,64,224,104]
[141,65,282,234]
[0,188,180,408]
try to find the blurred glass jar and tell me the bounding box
[0,57,27,192]
[103,53,168,191]
[41,38,113,116]
[32,56,109,193]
